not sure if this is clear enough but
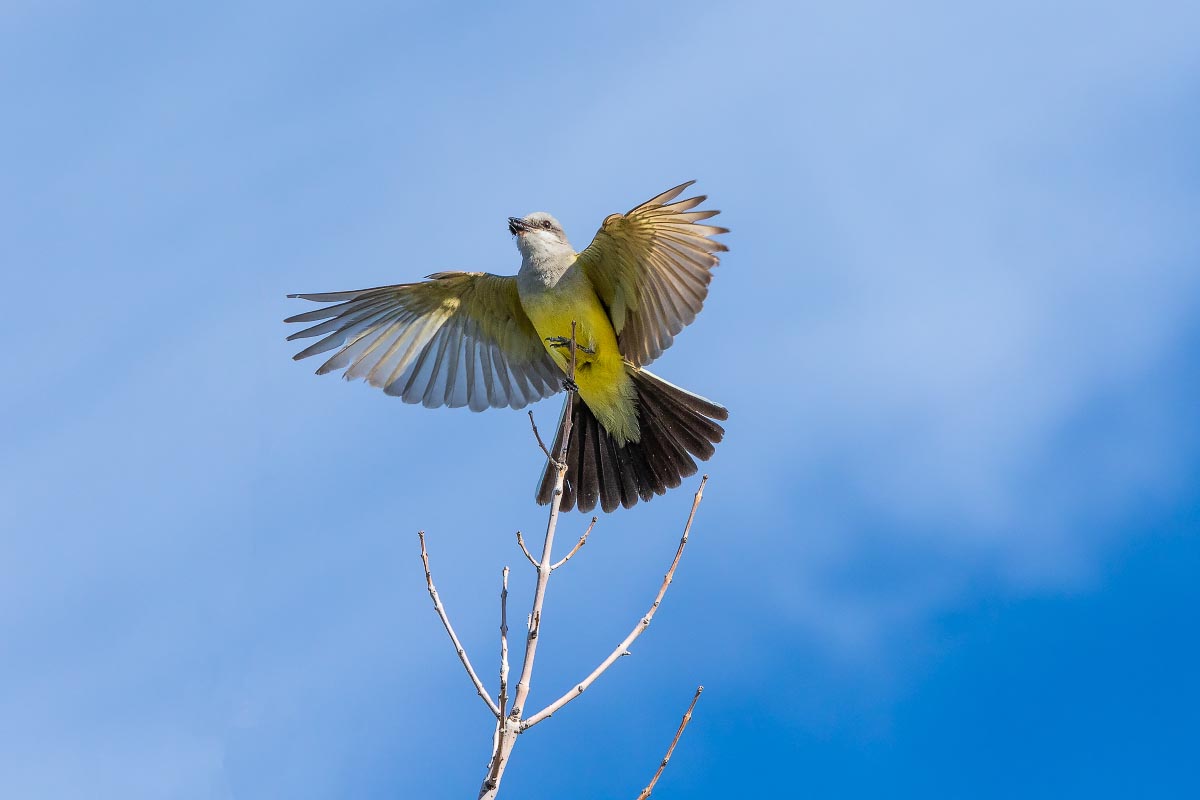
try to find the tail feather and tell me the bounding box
[596,427,624,513]
[652,376,730,421]
[637,401,692,490]
[535,369,726,513]
[614,432,654,504]
[635,384,717,461]
[577,411,601,512]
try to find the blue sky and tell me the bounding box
[3,1,1199,797]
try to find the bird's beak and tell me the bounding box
[508,216,533,236]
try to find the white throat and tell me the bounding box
[516,232,576,288]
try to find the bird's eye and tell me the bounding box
[542,220,553,229]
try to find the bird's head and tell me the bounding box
[509,212,572,261]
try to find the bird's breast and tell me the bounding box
[519,276,617,362]
[518,273,637,443]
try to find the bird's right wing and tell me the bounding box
[285,272,563,410]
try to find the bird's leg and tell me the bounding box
[545,336,595,355]
[561,377,579,393]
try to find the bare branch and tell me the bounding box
[514,531,539,570]
[527,410,554,462]
[480,323,579,799]
[417,531,501,719]
[551,516,597,571]
[512,411,576,718]
[636,686,704,800]
[498,567,510,718]
[521,476,708,730]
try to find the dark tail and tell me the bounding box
[535,370,728,513]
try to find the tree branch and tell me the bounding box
[636,686,704,800]
[514,531,539,570]
[498,566,510,718]
[479,322,578,799]
[512,395,575,717]
[551,516,597,571]
[417,531,501,719]
[527,410,554,462]
[521,476,707,730]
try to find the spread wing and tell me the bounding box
[573,181,728,366]
[285,272,563,410]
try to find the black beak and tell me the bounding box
[508,216,532,235]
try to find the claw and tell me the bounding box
[562,378,579,392]
[544,336,595,355]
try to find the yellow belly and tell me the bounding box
[519,280,639,444]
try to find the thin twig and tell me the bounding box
[636,686,704,800]
[527,410,554,462]
[514,531,539,570]
[522,476,708,730]
[418,531,501,719]
[551,516,597,571]
[498,567,510,718]
[568,320,577,396]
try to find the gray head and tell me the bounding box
[508,212,574,262]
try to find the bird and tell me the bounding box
[285,180,729,513]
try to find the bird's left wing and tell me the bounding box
[573,181,728,367]
[286,272,562,410]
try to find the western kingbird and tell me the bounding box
[286,181,729,513]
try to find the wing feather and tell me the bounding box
[286,273,561,410]
[441,319,466,407]
[573,181,728,366]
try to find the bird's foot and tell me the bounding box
[545,336,595,355]
[561,378,579,393]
